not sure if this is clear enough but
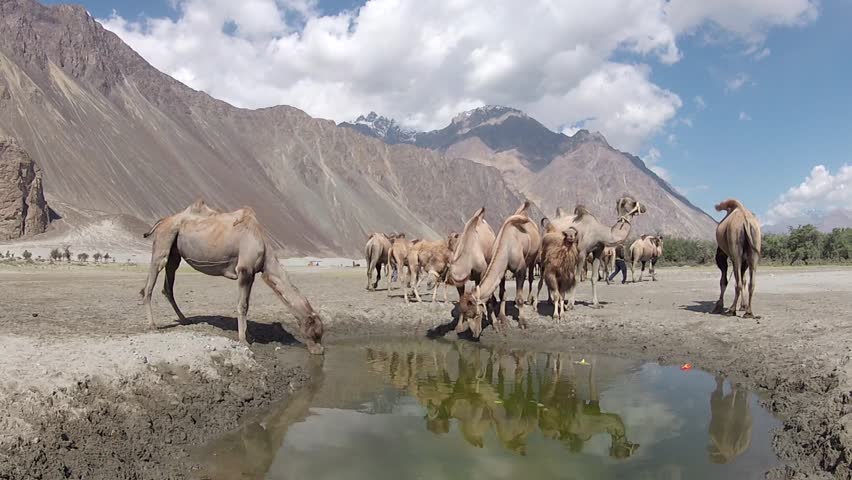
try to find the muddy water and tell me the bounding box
[195,339,780,480]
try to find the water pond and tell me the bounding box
[196,339,780,480]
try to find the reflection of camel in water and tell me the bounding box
[366,343,637,458]
[708,376,753,464]
[196,358,325,480]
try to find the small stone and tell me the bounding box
[31,313,38,318]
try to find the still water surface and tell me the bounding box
[196,339,780,480]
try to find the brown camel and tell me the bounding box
[141,200,324,354]
[458,202,541,338]
[388,233,414,296]
[547,196,646,308]
[713,199,761,318]
[539,226,581,321]
[600,246,615,283]
[365,232,393,291]
[446,207,497,302]
[629,235,664,282]
[406,238,453,303]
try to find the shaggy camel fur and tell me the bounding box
[713,199,761,318]
[459,202,541,338]
[405,238,453,303]
[141,200,324,354]
[365,233,393,291]
[547,196,646,308]
[629,235,664,282]
[540,227,581,321]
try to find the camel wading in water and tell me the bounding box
[458,201,541,338]
[629,235,664,282]
[713,199,761,318]
[141,200,324,354]
[547,196,647,309]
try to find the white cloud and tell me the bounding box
[101,0,818,152]
[738,111,751,121]
[765,164,852,225]
[726,73,750,92]
[753,47,771,60]
[643,146,672,182]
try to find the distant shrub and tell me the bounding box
[22,250,32,260]
[92,252,102,263]
[63,245,72,263]
[77,252,89,263]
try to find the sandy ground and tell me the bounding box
[1,263,851,479]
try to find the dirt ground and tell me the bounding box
[1,262,851,479]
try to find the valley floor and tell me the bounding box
[0,264,850,479]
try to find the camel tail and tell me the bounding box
[143,218,166,238]
[745,218,762,256]
[714,199,745,213]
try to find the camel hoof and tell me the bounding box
[591,304,603,310]
[711,304,725,314]
[725,309,738,317]
[742,312,755,319]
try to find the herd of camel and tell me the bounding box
[138,195,762,355]
[364,196,761,338]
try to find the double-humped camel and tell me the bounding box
[547,196,646,309]
[537,226,581,321]
[141,200,324,354]
[447,207,496,298]
[365,232,393,291]
[405,238,453,303]
[458,203,541,338]
[713,199,761,318]
[629,235,664,282]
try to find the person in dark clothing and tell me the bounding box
[607,244,627,284]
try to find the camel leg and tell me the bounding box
[743,259,757,318]
[712,248,729,314]
[385,262,391,293]
[430,272,440,303]
[161,245,187,323]
[639,260,646,282]
[526,264,536,305]
[374,263,382,290]
[515,273,528,329]
[651,258,658,282]
[142,246,170,329]
[552,289,562,322]
[727,253,744,317]
[404,265,415,303]
[590,258,602,308]
[236,269,255,344]
[413,266,424,303]
[738,262,748,311]
[567,264,579,310]
[534,269,545,310]
[366,258,375,291]
[496,278,508,333]
[630,258,637,283]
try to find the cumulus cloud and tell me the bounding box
[738,111,752,121]
[765,164,852,225]
[101,0,818,152]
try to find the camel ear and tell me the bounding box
[474,207,485,219]
[640,234,647,240]
[555,207,566,218]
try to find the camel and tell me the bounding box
[537,227,581,321]
[141,200,324,354]
[364,232,393,291]
[405,238,453,303]
[713,199,761,318]
[458,202,541,338]
[546,196,646,309]
[600,246,615,283]
[446,207,497,312]
[388,233,413,295]
[629,235,664,282]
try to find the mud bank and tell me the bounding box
[0,266,850,479]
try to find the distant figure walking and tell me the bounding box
[607,244,627,285]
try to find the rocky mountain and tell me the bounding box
[338,112,418,145]
[0,0,530,256]
[0,137,49,240]
[342,106,718,238]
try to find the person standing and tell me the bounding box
[607,244,627,285]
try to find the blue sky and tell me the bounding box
[44,0,852,226]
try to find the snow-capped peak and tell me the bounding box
[350,112,418,144]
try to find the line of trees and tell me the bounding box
[659,225,852,266]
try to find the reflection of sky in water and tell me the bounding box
[202,341,780,480]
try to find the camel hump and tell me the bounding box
[474,206,485,219]
[514,200,531,216]
[715,199,745,213]
[232,207,257,227]
[574,205,592,219]
[504,214,531,232]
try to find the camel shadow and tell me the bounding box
[425,304,488,342]
[680,300,718,314]
[163,316,302,346]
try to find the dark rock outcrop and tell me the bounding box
[0,137,49,239]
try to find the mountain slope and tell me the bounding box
[343,106,718,238]
[0,0,529,256]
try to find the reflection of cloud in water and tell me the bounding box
[597,363,684,457]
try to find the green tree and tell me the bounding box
[92,252,102,263]
[787,225,823,265]
[822,228,852,261]
[77,252,89,263]
[63,245,72,263]
[49,248,61,262]
[22,250,32,261]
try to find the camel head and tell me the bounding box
[562,227,578,246]
[304,312,325,355]
[616,196,646,219]
[447,232,461,252]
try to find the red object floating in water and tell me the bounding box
[680,363,693,370]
